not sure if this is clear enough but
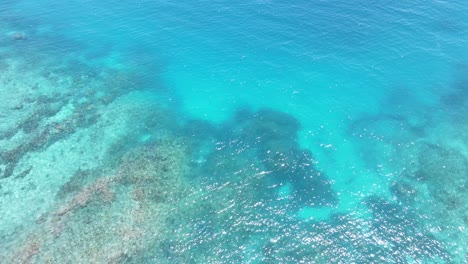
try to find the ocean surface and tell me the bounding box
[0,0,467,263]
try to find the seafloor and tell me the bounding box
[0,1,467,263]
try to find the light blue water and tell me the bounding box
[0,0,467,263]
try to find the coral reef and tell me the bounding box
[441,64,468,109]
[416,144,467,209]
[389,142,468,262]
[232,108,301,143]
[3,136,191,263]
[0,49,157,180]
[0,104,99,179]
[117,137,190,202]
[200,108,337,209]
[55,176,116,217]
[364,197,449,262]
[56,168,104,199]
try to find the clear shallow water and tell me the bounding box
[0,0,467,263]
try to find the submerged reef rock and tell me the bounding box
[0,54,153,180]
[56,168,106,199]
[4,137,191,263]
[441,65,468,109]
[388,142,468,262]
[259,146,336,207]
[118,138,190,202]
[0,103,99,179]
[231,108,301,144]
[364,196,450,262]
[390,179,418,203]
[416,143,467,209]
[154,194,449,263]
[414,144,468,244]
[201,108,337,209]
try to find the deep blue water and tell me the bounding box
[0,0,467,263]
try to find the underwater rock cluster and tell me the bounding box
[392,143,468,218]
[118,138,190,202]
[201,108,338,209]
[389,142,468,259]
[416,144,467,208]
[4,136,191,263]
[0,51,153,179]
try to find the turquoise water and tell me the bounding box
[0,0,467,262]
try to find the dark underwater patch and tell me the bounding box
[385,143,467,261]
[0,101,100,179]
[195,107,337,209]
[414,143,468,216]
[364,196,450,262]
[441,70,468,110]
